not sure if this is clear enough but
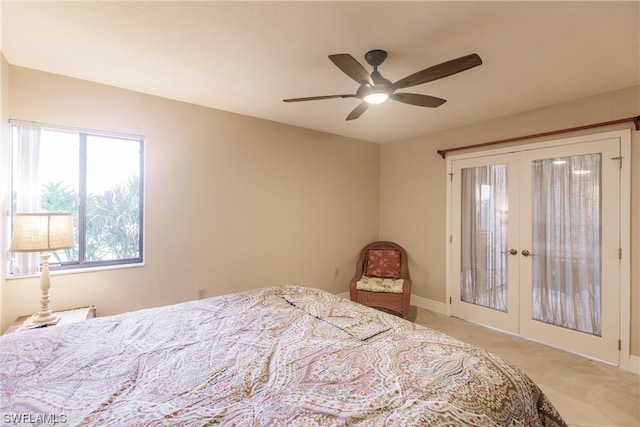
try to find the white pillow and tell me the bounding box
[355,276,404,293]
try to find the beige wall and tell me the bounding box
[1,65,380,330]
[379,85,640,356]
[0,54,9,327]
[3,64,638,360]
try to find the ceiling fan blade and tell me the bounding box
[390,93,447,108]
[283,94,357,102]
[329,54,375,86]
[346,102,369,121]
[393,53,482,90]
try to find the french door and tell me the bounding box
[450,153,521,334]
[448,131,629,365]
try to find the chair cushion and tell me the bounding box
[365,249,401,278]
[355,276,404,294]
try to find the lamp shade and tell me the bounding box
[9,213,75,252]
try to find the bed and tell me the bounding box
[0,285,565,426]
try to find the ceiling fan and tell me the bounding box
[283,49,482,121]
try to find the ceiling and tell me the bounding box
[1,1,639,143]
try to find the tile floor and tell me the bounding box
[410,306,640,427]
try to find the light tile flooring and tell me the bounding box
[410,306,640,427]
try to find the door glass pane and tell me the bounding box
[531,154,601,336]
[460,164,509,311]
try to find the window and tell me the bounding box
[9,122,144,275]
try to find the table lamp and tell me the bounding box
[9,212,75,325]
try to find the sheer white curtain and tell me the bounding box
[11,123,42,275]
[460,164,509,312]
[532,154,601,336]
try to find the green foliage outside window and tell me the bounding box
[42,176,140,264]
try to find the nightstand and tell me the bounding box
[3,306,96,335]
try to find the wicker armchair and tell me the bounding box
[349,241,412,319]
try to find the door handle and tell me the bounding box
[521,249,533,257]
[502,249,519,255]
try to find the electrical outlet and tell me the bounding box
[334,267,340,277]
[197,288,206,299]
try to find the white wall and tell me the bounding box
[1,65,380,330]
[379,85,640,356]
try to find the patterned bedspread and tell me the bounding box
[0,285,566,426]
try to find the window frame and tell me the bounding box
[9,121,145,273]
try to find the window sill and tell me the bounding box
[5,262,145,280]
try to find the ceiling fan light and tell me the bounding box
[364,92,389,104]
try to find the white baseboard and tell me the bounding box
[410,294,447,315]
[335,291,350,300]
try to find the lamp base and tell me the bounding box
[31,312,60,325]
[31,251,60,326]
